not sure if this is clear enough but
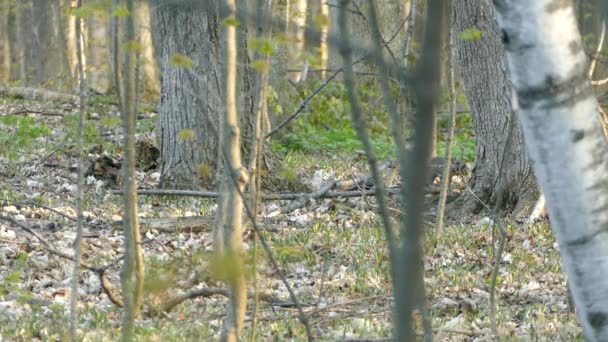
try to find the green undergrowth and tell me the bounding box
[0,116,52,160]
[270,80,476,163]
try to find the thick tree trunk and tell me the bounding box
[452,0,538,217]
[152,1,305,192]
[151,0,254,189]
[493,1,608,340]
[20,0,71,88]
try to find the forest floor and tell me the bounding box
[0,95,582,341]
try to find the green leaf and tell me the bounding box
[222,18,241,27]
[170,54,193,68]
[458,28,483,41]
[251,59,269,73]
[178,128,195,141]
[249,37,274,56]
[111,4,129,18]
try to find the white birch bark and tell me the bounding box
[493,1,608,340]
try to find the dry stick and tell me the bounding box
[69,1,87,340]
[337,2,402,341]
[265,15,408,139]
[435,24,457,239]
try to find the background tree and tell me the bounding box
[151,0,254,189]
[452,0,539,217]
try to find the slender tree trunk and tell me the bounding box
[493,1,608,340]
[216,1,247,340]
[119,0,145,339]
[69,0,86,339]
[135,1,160,100]
[288,0,307,84]
[86,8,111,93]
[435,26,456,238]
[452,0,539,217]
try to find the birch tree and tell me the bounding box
[492,1,608,340]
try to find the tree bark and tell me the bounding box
[493,1,608,340]
[19,0,71,88]
[152,0,306,192]
[215,1,247,339]
[151,0,254,189]
[1,0,10,84]
[119,0,145,339]
[452,0,539,217]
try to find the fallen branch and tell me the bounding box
[158,287,298,314]
[0,86,77,103]
[117,188,386,200]
[4,109,67,117]
[112,215,215,233]
[280,181,336,213]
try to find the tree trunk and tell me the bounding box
[135,1,160,100]
[119,0,145,339]
[1,0,10,84]
[452,0,538,217]
[215,1,247,339]
[152,0,305,192]
[86,7,111,93]
[493,1,608,340]
[151,0,254,189]
[21,0,71,88]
